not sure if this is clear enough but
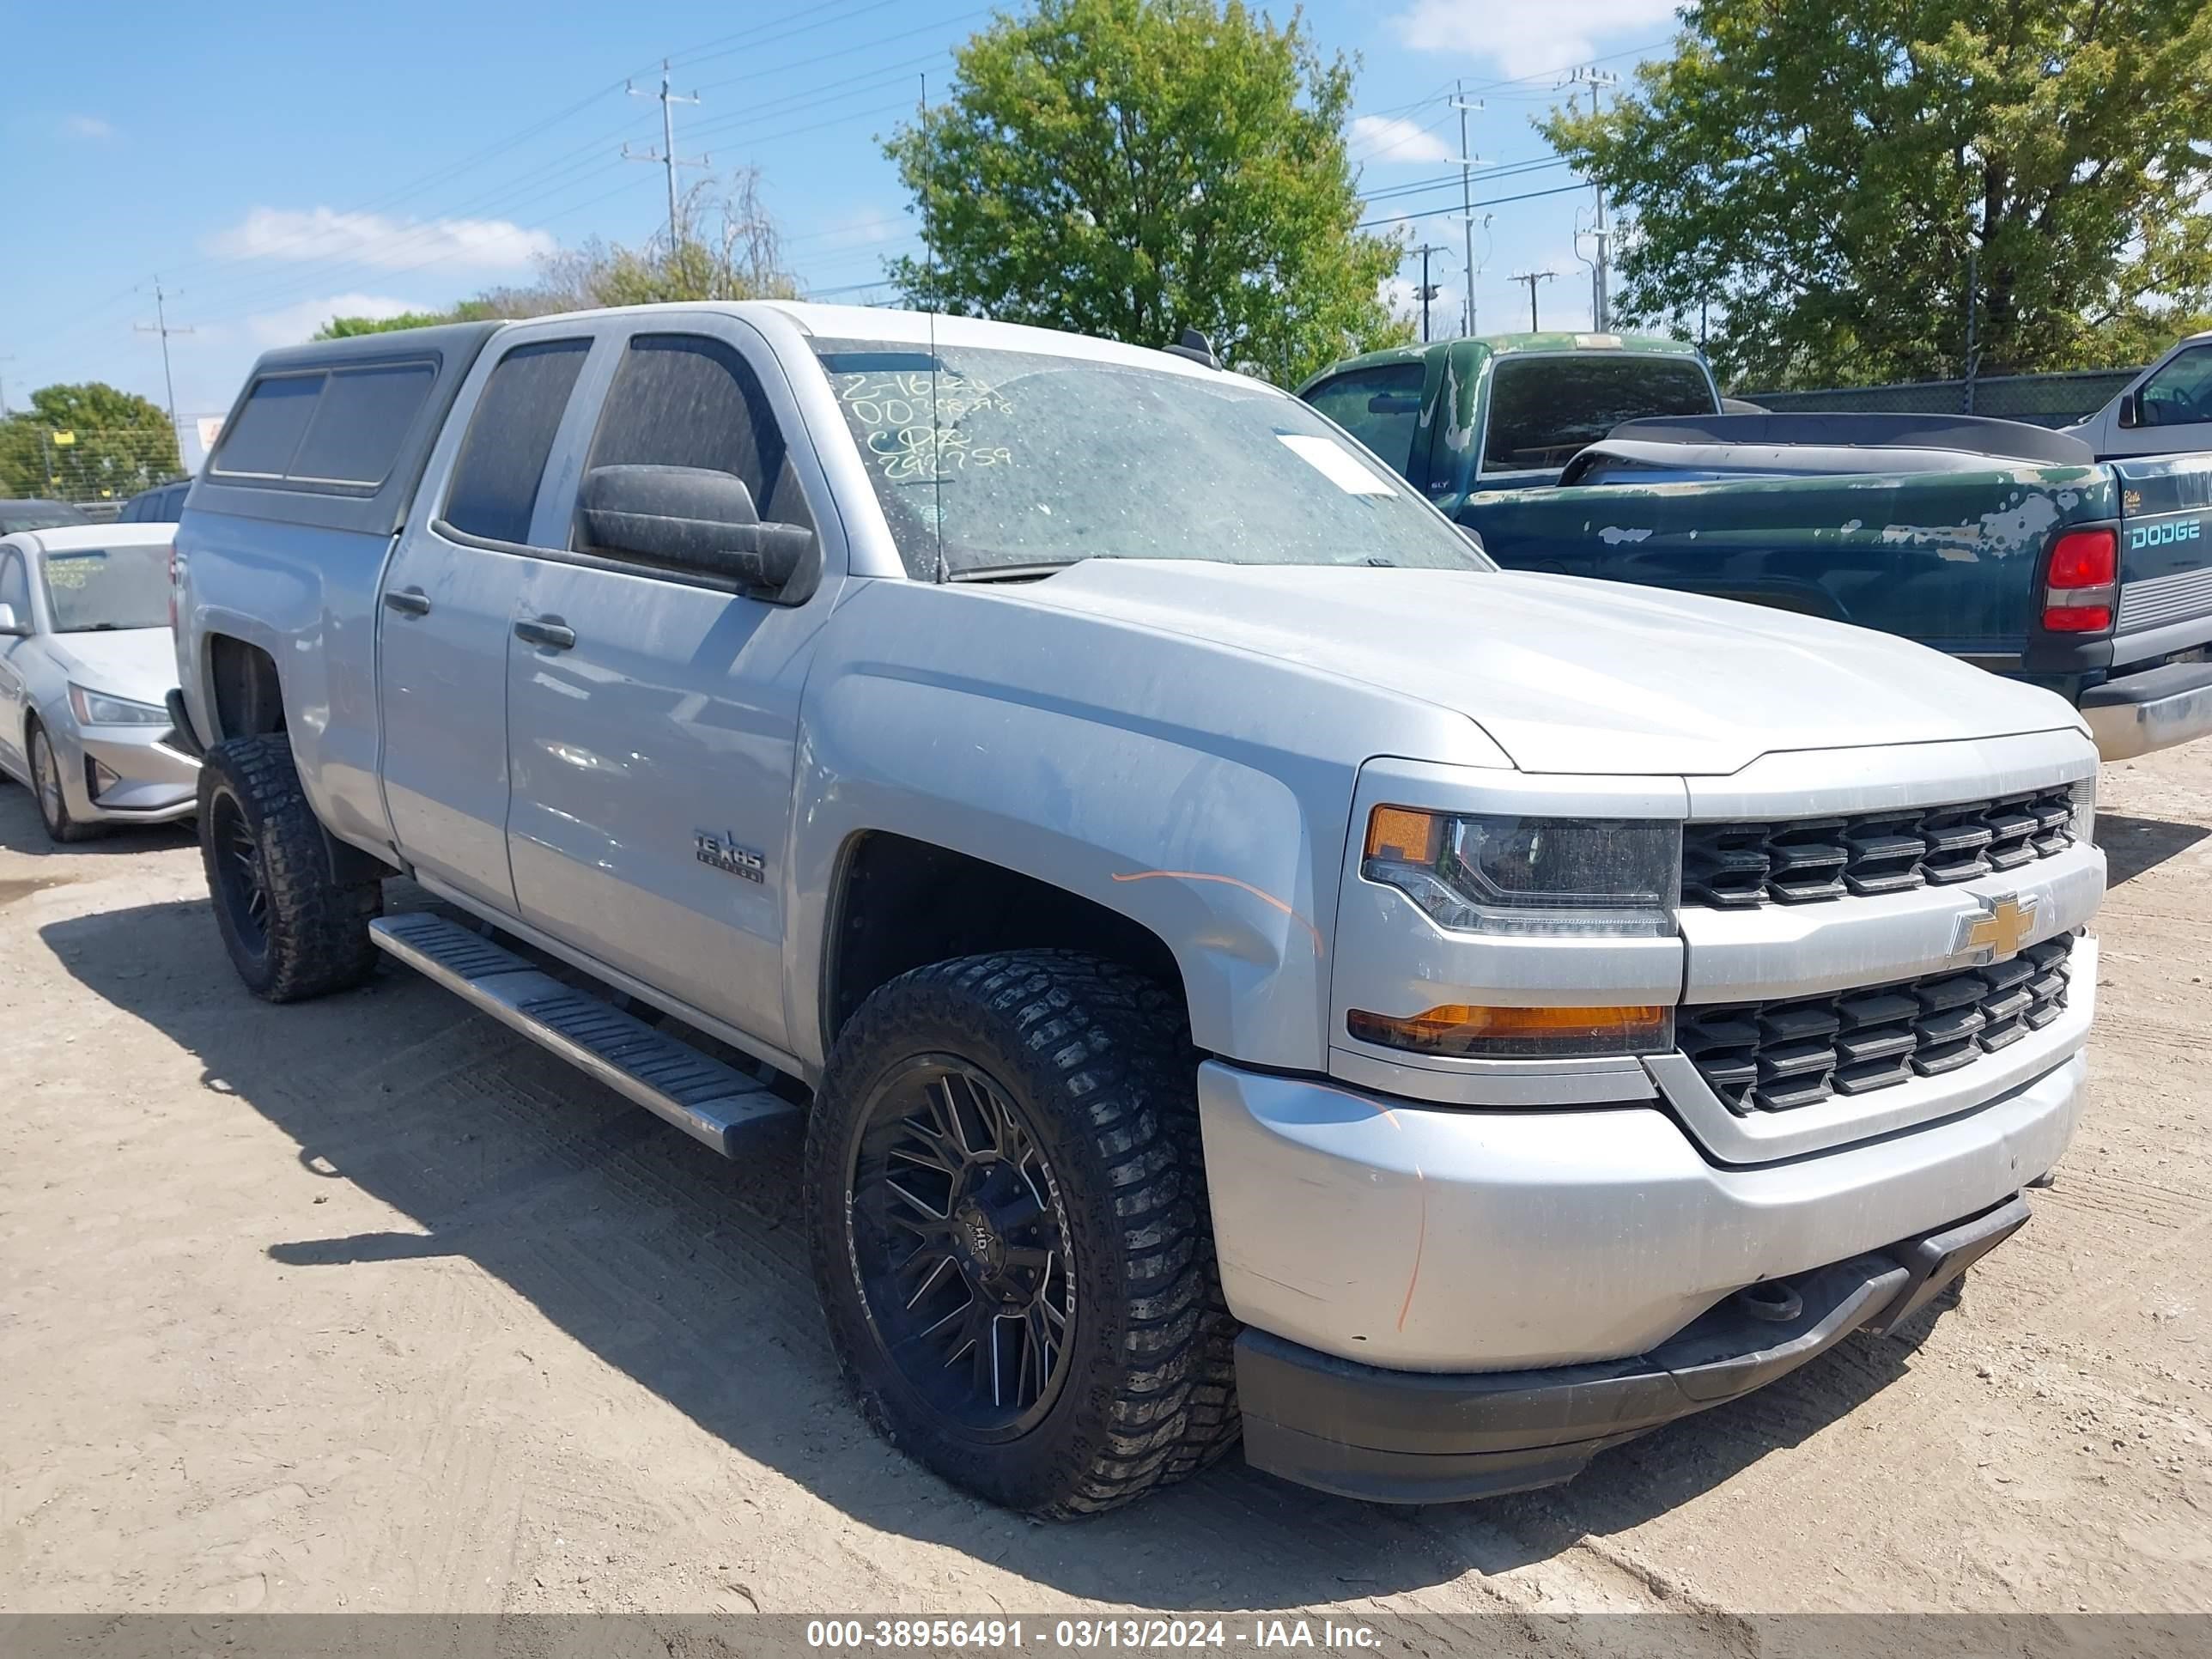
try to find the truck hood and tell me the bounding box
[40,628,179,709]
[1006,562,2086,775]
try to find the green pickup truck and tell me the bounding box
[1300,333,2212,759]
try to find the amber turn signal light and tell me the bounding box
[1364,805,1443,864]
[1347,1001,1672,1059]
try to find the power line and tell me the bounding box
[690,7,983,101]
[1360,155,1567,205]
[666,0,910,76]
[1357,179,1587,232]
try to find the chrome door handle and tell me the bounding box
[383,588,432,617]
[514,617,577,650]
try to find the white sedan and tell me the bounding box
[0,523,198,842]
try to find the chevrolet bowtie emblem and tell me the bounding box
[1954,892,2039,964]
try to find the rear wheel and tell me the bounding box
[27,721,96,843]
[198,734,382,1001]
[806,950,1238,1516]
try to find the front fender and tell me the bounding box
[788,665,1348,1073]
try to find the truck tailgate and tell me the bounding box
[2112,455,2212,653]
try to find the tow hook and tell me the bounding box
[1733,1279,1805,1323]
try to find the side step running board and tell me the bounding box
[369,912,797,1156]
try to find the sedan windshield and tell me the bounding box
[40,546,171,632]
[0,502,90,536]
[811,338,1492,580]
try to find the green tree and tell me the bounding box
[311,310,458,340]
[0,382,181,502]
[884,0,1405,386]
[1545,0,2212,387]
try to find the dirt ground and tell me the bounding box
[2,745,2209,1621]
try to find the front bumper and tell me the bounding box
[1237,1194,2030,1503]
[2081,659,2212,759]
[55,715,199,823]
[1197,1040,2081,1374]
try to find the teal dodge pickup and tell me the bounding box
[1303,334,2212,759]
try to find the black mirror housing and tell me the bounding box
[2118,391,2142,429]
[578,464,815,599]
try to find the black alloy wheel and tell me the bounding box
[846,1055,1078,1436]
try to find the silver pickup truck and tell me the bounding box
[172,302,2106,1515]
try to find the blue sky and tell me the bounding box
[2,0,1680,433]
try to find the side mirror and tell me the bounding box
[0,603,23,635]
[577,464,815,600]
[1367,392,1423,415]
[2118,390,2142,429]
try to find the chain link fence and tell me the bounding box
[1735,367,2141,429]
[1,426,189,513]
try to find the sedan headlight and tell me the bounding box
[69,684,169,726]
[1361,806,1681,937]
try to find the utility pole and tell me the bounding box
[135,277,192,441]
[1410,243,1449,342]
[0,353,15,417]
[1564,67,1620,330]
[1510,270,1557,331]
[1450,83,1485,337]
[625,60,708,246]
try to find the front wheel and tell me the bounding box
[28,721,97,843]
[805,951,1238,1516]
[198,733,382,1001]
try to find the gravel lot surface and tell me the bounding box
[3,747,2209,1618]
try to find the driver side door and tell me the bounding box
[501,313,843,1060]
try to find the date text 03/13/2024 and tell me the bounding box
[804,1619,1383,1650]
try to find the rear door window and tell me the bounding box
[441,339,592,545]
[1481,355,1717,475]
[1303,362,1427,477]
[211,374,325,478]
[287,362,437,485]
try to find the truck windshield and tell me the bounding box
[811,338,1491,580]
[40,546,171,633]
[1481,355,1717,475]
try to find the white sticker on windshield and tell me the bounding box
[1277,434,1397,495]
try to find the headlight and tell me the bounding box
[69,685,168,726]
[2069,776,2097,845]
[1361,806,1681,936]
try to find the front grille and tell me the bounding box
[1678,933,2075,1115]
[1682,786,2079,908]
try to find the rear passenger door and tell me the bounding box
[377,325,597,915]
[501,314,840,1056]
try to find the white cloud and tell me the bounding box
[1349,114,1455,165]
[1379,274,1422,324]
[64,113,115,139]
[206,206,556,272]
[244,293,422,348]
[1391,0,1678,82]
